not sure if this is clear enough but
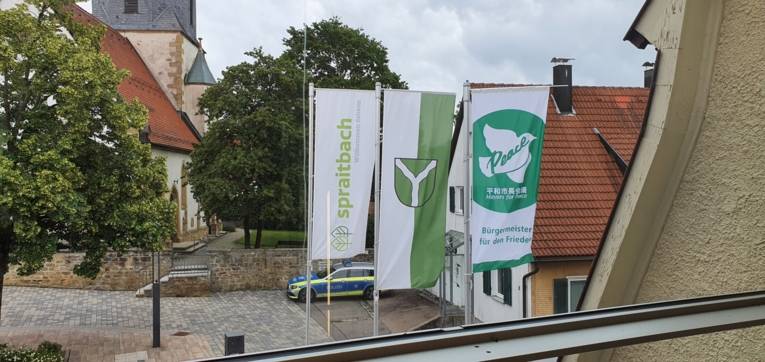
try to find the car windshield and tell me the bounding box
[316,267,335,279]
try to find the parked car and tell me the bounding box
[287,262,375,302]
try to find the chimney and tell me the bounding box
[551,57,574,113]
[643,61,655,88]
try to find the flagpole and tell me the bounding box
[463,81,474,325]
[373,82,382,337]
[305,83,315,345]
[326,191,331,337]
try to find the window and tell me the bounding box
[190,0,195,26]
[449,187,455,213]
[124,0,138,14]
[482,271,491,295]
[496,268,512,305]
[330,269,350,279]
[449,186,464,215]
[553,276,587,314]
[348,269,367,278]
[568,277,586,312]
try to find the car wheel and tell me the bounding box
[298,289,316,303]
[363,286,374,300]
[298,289,306,302]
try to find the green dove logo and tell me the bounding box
[478,125,537,183]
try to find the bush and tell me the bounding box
[0,342,65,362]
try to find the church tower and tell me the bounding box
[92,0,215,135]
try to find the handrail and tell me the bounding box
[191,290,765,362]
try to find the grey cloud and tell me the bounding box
[80,0,652,94]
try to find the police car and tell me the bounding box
[287,261,374,302]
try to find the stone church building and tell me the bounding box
[84,0,217,245]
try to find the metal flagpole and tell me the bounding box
[462,81,474,325]
[325,192,331,337]
[305,83,314,345]
[373,82,382,337]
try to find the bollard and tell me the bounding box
[224,332,245,355]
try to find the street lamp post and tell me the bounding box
[152,251,160,348]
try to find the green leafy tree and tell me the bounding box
[189,49,302,248]
[190,18,407,248]
[282,17,407,90]
[0,0,175,315]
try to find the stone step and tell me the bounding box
[135,275,170,298]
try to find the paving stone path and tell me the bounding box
[0,287,330,358]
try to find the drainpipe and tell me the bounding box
[522,262,540,319]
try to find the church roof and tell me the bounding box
[71,5,200,152]
[92,0,197,44]
[185,49,216,85]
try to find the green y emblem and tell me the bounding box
[394,158,438,208]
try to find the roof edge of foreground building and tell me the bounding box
[572,0,765,361]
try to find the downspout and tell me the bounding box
[522,262,540,318]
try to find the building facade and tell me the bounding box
[576,0,765,360]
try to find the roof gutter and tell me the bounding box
[623,0,653,48]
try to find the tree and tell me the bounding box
[190,18,407,248]
[0,0,175,315]
[189,49,302,248]
[282,17,407,90]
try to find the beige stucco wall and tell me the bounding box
[121,31,185,109]
[610,0,765,360]
[532,260,591,317]
[183,83,208,134]
[123,30,207,135]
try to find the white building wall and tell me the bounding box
[473,264,528,323]
[152,148,206,234]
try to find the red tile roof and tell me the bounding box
[471,83,649,257]
[70,6,199,152]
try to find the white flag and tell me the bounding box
[470,87,548,272]
[311,89,377,260]
[378,90,455,290]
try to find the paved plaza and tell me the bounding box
[0,287,330,359]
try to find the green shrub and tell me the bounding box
[0,342,65,362]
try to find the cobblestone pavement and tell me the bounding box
[0,287,330,358]
[0,327,213,362]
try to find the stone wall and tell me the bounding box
[208,248,373,292]
[4,248,374,293]
[3,252,172,291]
[161,275,211,297]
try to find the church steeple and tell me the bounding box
[92,0,198,44]
[185,39,216,85]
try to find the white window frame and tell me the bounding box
[567,276,587,313]
[490,270,503,300]
[454,186,464,215]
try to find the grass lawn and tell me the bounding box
[235,229,305,248]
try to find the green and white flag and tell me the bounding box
[378,90,455,290]
[470,86,548,272]
[311,88,377,260]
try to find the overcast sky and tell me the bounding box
[81,0,653,94]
